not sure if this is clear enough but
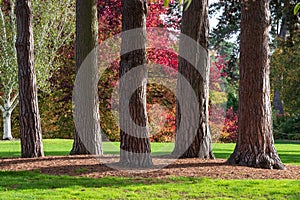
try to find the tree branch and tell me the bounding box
[9,0,17,60]
[10,98,19,112]
[10,93,18,106]
[0,95,4,103]
[0,6,9,59]
[0,104,4,113]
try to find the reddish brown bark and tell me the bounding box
[227,0,285,170]
[15,0,44,158]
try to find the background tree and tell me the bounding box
[0,0,18,140]
[210,0,299,115]
[271,0,300,115]
[15,0,44,158]
[70,0,102,155]
[227,0,285,169]
[0,0,74,140]
[119,0,153,167]
[172,0,214,158]
[271,32,300,114]
[97,0,179,143]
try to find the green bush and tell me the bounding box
[273,114,300,140]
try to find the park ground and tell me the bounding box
[0,139,299,199]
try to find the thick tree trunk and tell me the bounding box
[172,0,214,159]
[119,0,152,168]
[227,0,285,169]
[71,0,102,155]
[15,0,44,158]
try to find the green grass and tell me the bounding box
[1,139,300,199]
[1,139,299,165]
[0,171,299,199]
[212,141,300,166]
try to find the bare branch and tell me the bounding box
[10,93,18,105]
[10,98,18,112]
[49,30,74,67]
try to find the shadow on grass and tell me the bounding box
[0,171,148,190]
[278,154,300,165]
[275,140,300,144]
[0,160,226,191]
[0,155,100,166]
[213,152,231,159]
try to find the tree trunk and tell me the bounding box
[119,0,152,168]
[172,0,214,159]
[272,9,287,115]
[71,0,102,155]
[227,0,285,170]
[15,0,44,158]
[273,90,284,115]
[2,109,12,140]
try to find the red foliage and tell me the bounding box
[209,54,239,143]
[97,0,122,42]
[209,54,227,91]
[220,107,238,143]
[97,0,180,141]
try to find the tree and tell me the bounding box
[119,0,153,167]
[97,0,179,143]
[227,0,285,170]
[0,0,74,140]
[0,0,19,140]
[172,0,214,158]
[271,0,300,115]
[33,0,75,90]
[271,33,300,114]
[15,0,44,158]
[70,0,102,155]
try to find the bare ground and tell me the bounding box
[0,155,299,179]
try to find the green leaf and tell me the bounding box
[164,0,169,7]
[294,3,300,15]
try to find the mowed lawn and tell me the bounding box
[0,139,299,199]
[1,139,300,166]
[0,171,299,200]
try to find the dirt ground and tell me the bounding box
[1,155,299,179]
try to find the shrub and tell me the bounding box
[273,114,300,140]
[219,107,238,143]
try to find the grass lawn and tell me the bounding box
[0,171,299,200]
[0,139,299,199]
[1,139,299,166]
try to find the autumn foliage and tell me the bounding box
[35,0,239,143]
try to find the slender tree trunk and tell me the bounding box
[1,94,18,140]
[227,0,285,169]
[71,0,102,155]
[278,14,287,40]
[172,0,214,159]
[15,0,44,158]
[273,90,284,115]
[3,109,12,140]
[272,8,287,115]
[119,0,152,167]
